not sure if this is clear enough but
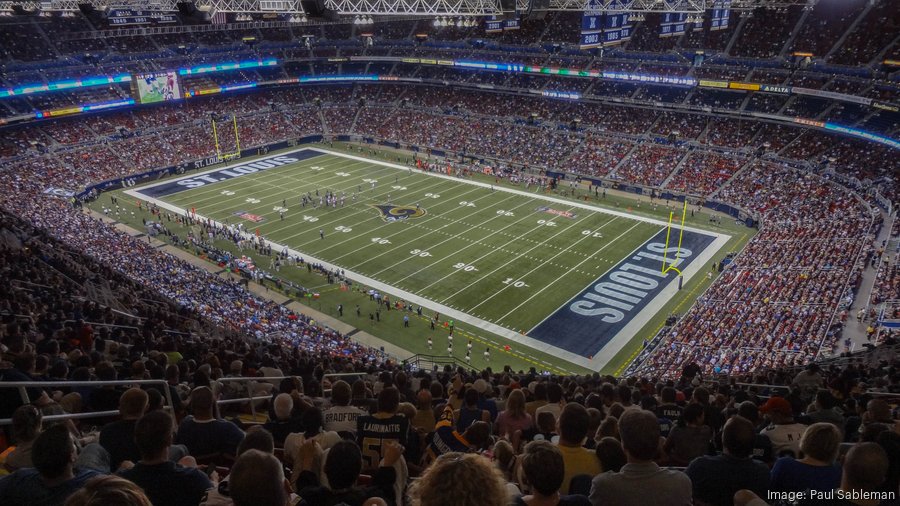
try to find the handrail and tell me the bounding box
[0,376,299,426]
[63,320,140,332]
[0,379,174,426]
[209,376,291,419]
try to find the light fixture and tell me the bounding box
[433,18,440,26]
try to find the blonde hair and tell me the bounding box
[409,453,508,506]
[800,423,841,463]
[505,389,526,419]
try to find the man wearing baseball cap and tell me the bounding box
[759,397,808,458]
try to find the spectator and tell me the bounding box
[594,437,625,473]
[496,389,533,440]
[525,383,548,418]
[770,423,842,493]
[229,450,289,506]
[556,403,601,494]
[516,441,590,506]
[0,424,103,506]
[425,404,491,463]
[664,403,712,466]
[736,401,774,465]
[356,388,409,470]
[759,397,807,457]
[803,390,844,432]
[201,428,277,506]
[656,387,683,421]
[535,383,564,422]
[119,410,214,506]
[410,390,436,432]
[2,404,43,472]
[735,442,891,506]
[589,410,691,506]
[285,407,342,484]
[685,416,769,506]
[793,364,824,402]
[409,452,508,506]
[263,394,303,446]
[455,388,490,431]
[176,387,245,457]
[64,475,152,506]
[99,388,149,471]
[322,380,367,436]
[294,439,399,506]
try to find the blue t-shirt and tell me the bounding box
[770,457,841,493]
[0,468,102,506]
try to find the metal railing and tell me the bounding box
[403,353,473,372]
[0,379,175,427]
[0,376,294,426]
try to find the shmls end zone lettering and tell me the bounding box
[135,150,325,199]
[530,228,715,357]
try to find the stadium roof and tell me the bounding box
[0,0,818,17]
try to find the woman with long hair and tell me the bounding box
[496,389,534,443]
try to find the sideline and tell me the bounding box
[87,210,414,362]
[125,147,732,371]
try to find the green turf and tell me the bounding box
[97,143,756,375]
[160,151,660,330]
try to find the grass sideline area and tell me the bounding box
[92,142,755,375]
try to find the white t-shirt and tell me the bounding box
[322,405,368,434]
[761,422,807,457]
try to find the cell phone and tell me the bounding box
[204,464,216,477]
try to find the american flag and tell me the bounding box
[210,11,227,25]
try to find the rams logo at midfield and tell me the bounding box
[371,204,426,222]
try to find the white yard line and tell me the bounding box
[467,216,621,312]
[311,147,730,240]
[270,177,451,245]
[126,147,734,372]
[164,157,373,210]
[379,196,540,281]
[430,206,590,300]
[496,221,645,323]
[344,195,525,268]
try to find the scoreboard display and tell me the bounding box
[132,71,182,104]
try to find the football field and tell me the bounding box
[128,147,730,371]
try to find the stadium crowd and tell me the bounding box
[0,5,898,505]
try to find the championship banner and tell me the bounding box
[485,16,503,33]
[580,0,603,49]
[503,17,520,31]
[711,0,731,31]
[660,12,687,37]
[605,0,632,47]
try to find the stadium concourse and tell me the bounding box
[0,2,899,506]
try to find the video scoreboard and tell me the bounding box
[132,71,182,104]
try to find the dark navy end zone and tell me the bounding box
[530,228,716,357]
[135,149,324,199]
